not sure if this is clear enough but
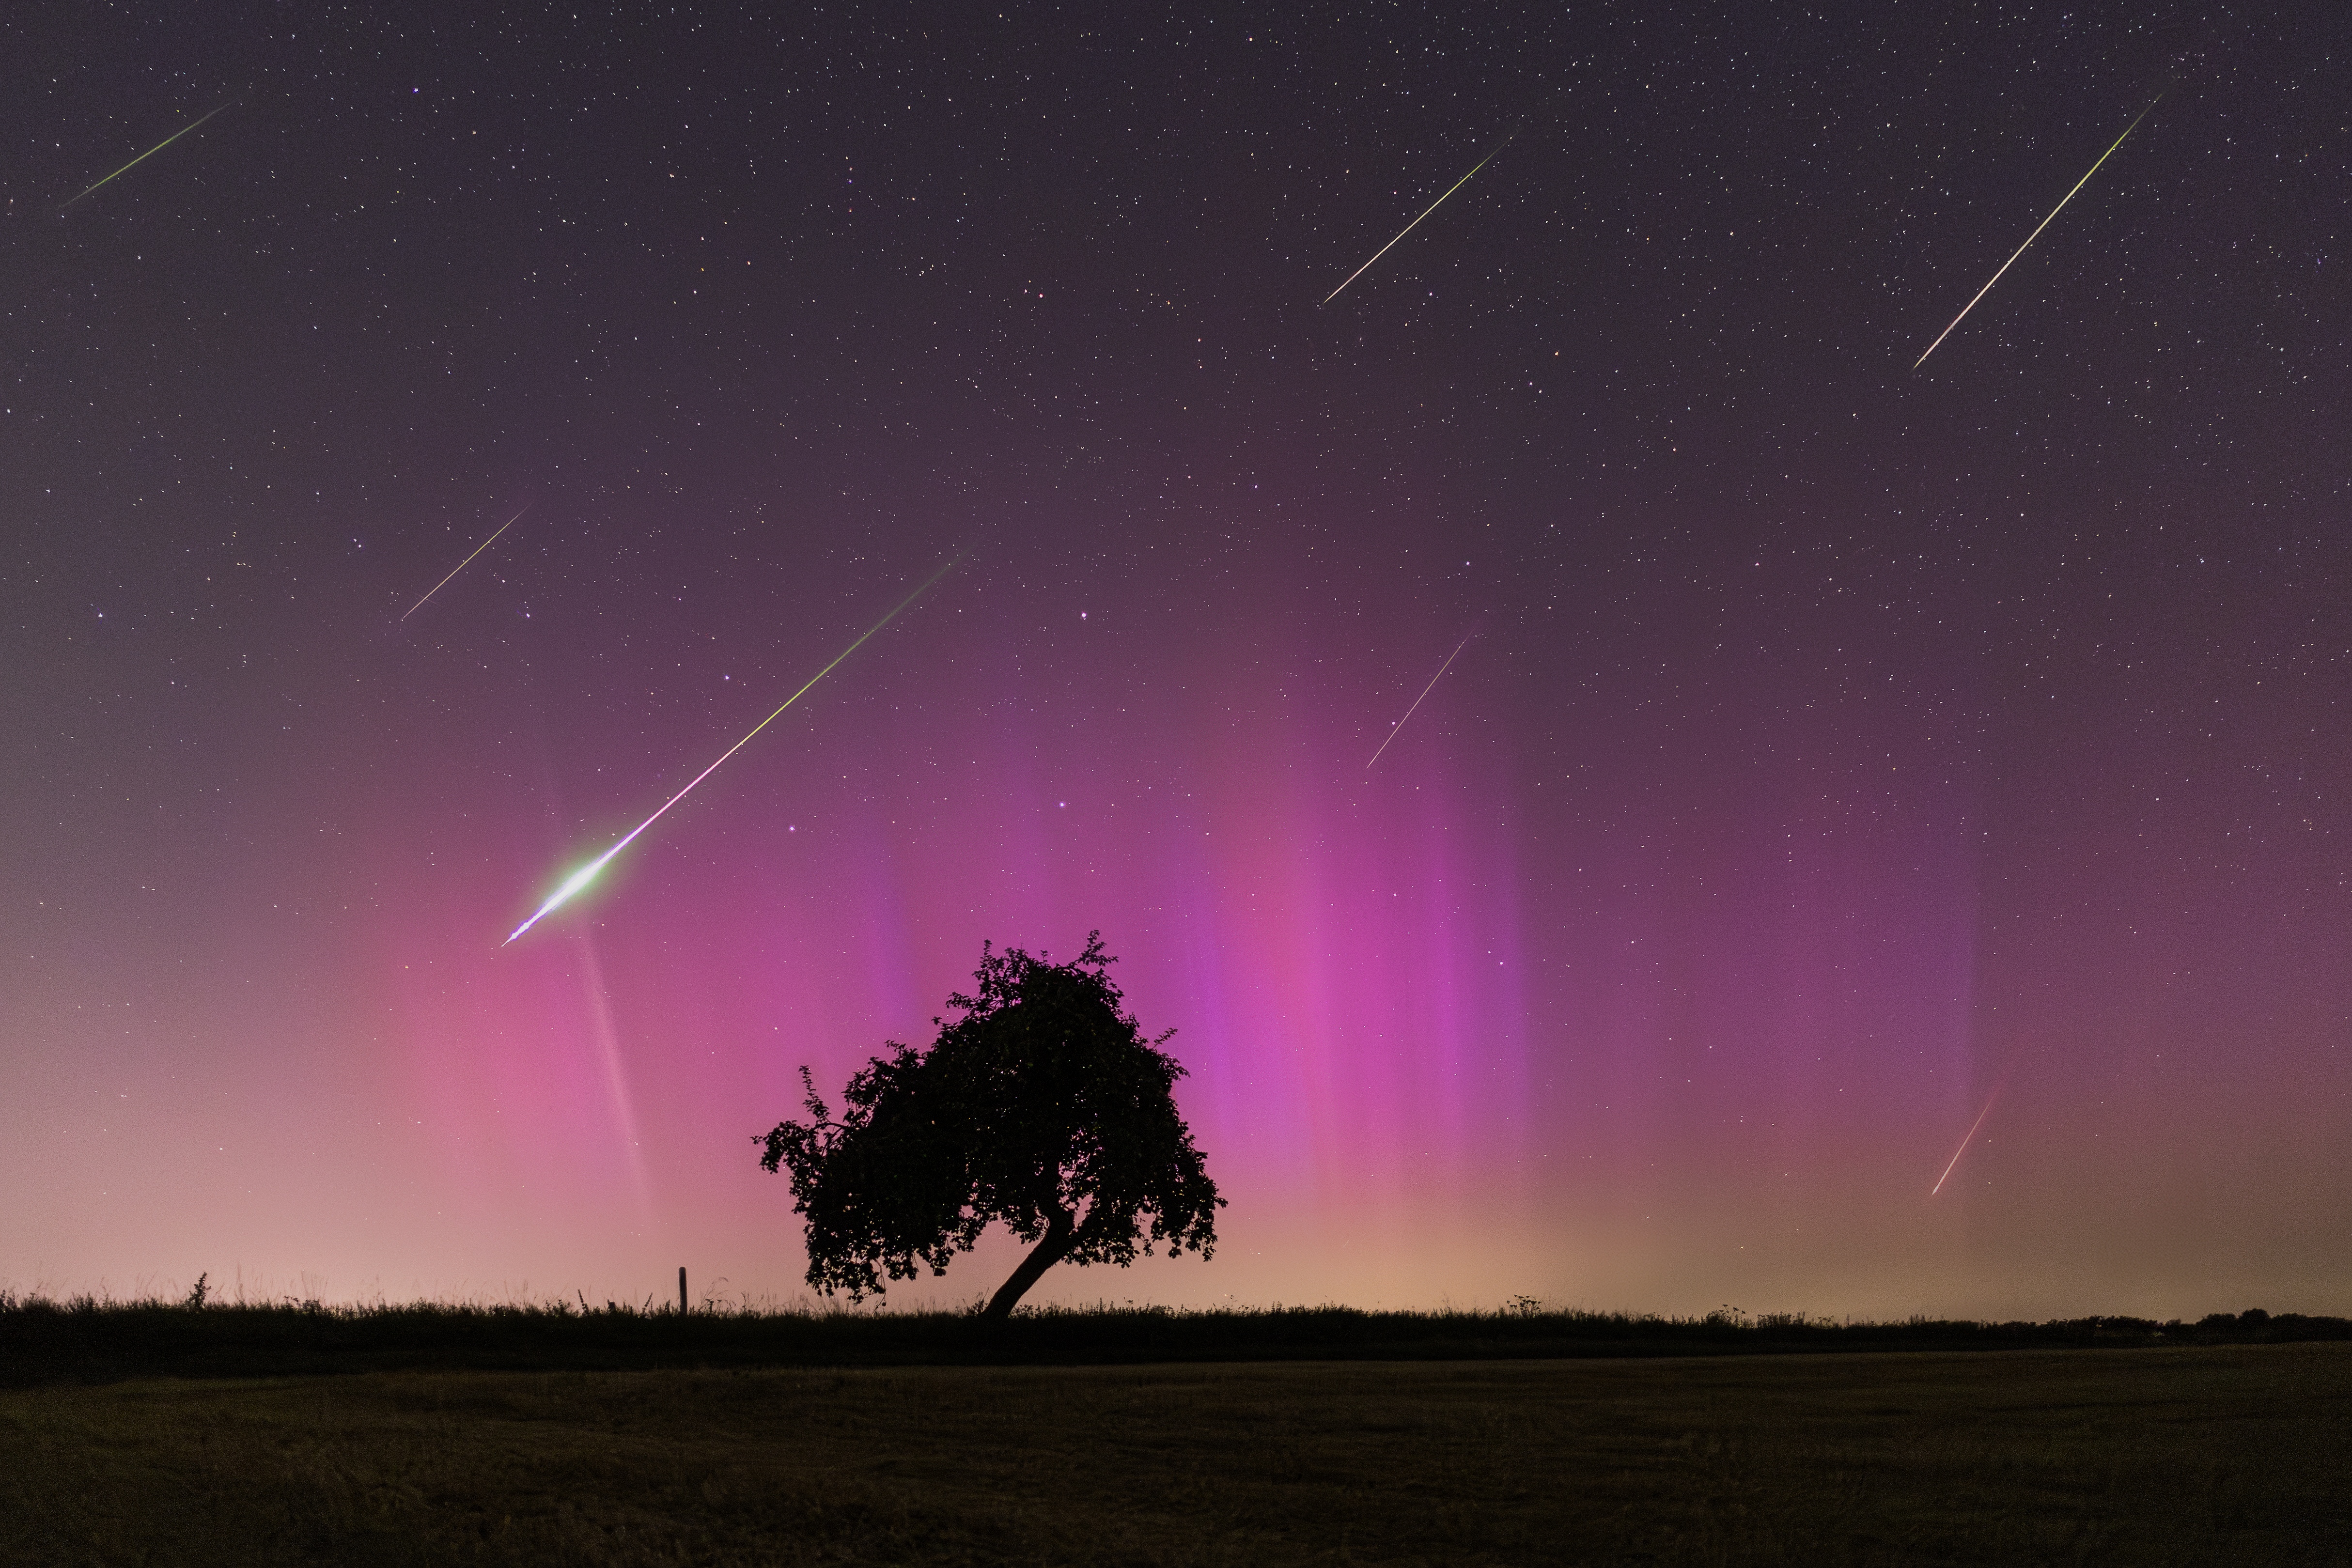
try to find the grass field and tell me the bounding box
[8,1293,2343,1386]
[4,1342,2346,1566]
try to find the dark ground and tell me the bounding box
[4,1342,2348,1566]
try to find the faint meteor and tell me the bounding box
[1323,133,1517,306]
[62,100,237,209]
[1913,97,2161,369]
[1367,634,1472,769]
[402,504,533,621]
[502,559,957,946]
[1930,1085,2005,1195]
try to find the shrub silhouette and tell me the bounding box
[759,933,1223,1319]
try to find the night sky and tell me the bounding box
[6,4,2347,1319]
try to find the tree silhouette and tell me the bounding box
[758,933,1223,1319]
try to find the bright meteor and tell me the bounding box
[1367,634,1472,768]
[1913,97,2161,369]
[62,99,238,209]
[1930,1084,2005,1196]
[1324,133,1517,306]
[502,559,957,946]
[403,503,532,621]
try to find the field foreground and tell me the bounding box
[3,1343,2346,1566]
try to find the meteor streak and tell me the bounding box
[402,503,532,621]
[1323,133,1517,306]
[502,559,957,946]
[1367,634,1472,768]
[1931,1085,2004,1195]
[62,100,237,208]
[1913,97,2161,369]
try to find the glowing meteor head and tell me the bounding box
[553,860,603,902]
[503,851,615,946]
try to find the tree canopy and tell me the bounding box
[758,933,1223,1319]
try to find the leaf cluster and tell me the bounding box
[758,934,1223,1302]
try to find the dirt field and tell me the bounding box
[4,1342,2346,1565]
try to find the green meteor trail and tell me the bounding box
[502,559,958,946]
[1913,97,2161,369]
[62,100,238,209]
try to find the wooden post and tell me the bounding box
[679,1266,688,1314]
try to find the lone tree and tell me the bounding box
[758,933,1223,1319]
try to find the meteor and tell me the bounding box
[402,503,532,621]
[1367,634,1472,768]
[1913,97,2161,369]
[1930,1085,2004,1195]
[62,99,237,208]
[1323,133,1517,306]
[502,559,957,946]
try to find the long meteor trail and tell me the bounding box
[1324,133,1516,306]
[1913,97,2160,369]
[502,559,957,946]
[1367,634,1472,768]
[62,100,237,208]
[402,504,532,621]
[1931,1086,2004,1196]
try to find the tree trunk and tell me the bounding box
[983,1204,1075,1321]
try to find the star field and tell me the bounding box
[3,2,2347,1315]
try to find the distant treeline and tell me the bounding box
[1,1289,2342,1388]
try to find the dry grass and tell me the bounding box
[3,1343,2346,1566]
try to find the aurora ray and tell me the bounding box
[1913,98,2161,369]
[502,559,958,946]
